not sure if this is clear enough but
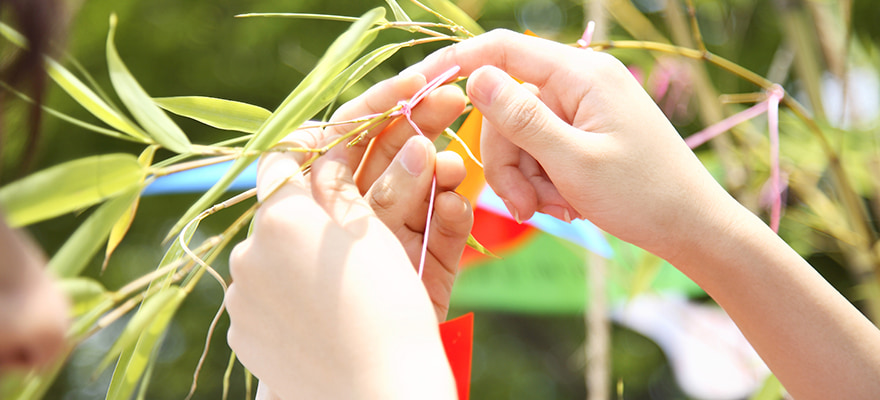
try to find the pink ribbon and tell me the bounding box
[686,84,785,232]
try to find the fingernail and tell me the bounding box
[400,137,427,176]
[502,199,521,224]
[468,67,505,106]
[540,205,571,223]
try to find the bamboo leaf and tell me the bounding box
[106,15,192,154]
[47,59,153,141]
[167,7,386,239]
[0,154,144,227]
[236,13,361,23]
[749,374,783,400]
[59,278,110,318]
[154,96,271,133]
[338,42,406,94]
[0,80,135,142]
[467,233,498,258]
[96,286,186,376]
[422,0,484,35]
[103,147,156,272]
[385,0,412,22]
[106,290,180,400]
[0,22,150,141]
[48,187,142,278]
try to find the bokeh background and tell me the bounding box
[3,0,880,399]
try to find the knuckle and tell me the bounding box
[500,94,546,138]
[228,240,251,281]
[368,180,399,214]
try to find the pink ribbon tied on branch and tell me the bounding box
[386,65,462,277]
[685,84,786,232]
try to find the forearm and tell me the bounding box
[670,198,880,399]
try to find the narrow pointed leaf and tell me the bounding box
[168,8,386,239]
[0,22,149,141]
[47,59,152,141]
[385,0,412,22]
[467,233,498,258]
[154,96,270,133]
[106,291,180,400]
[422,0,484,35]
[107,15,192,153]
[59,278,110,318]
[338,42,406,95]
[0,154,144,227]
[96,287,186,375]
[103,147,157,272]
[48,187,142,278]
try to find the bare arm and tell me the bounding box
[408,29,880,399]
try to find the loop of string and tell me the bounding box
[400,65,461,278]
[353,65,462,278]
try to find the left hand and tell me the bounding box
[324,72,472,321]
[226,73,471,399]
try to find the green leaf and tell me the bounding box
[59,278,111,318]
[48,187,142,278]
[96,289,184,374]
[467,233,498,258]
[103,147,156,272]
[0,154,144,227]
[385,0,412,22]
[422,0,484,35]
[337,42,407,95]
[749,374,784,400]
[167,7,386,239]
[106,15,192,154]
[236,13,361,23]
[96,287,186,376]
[154,96,271,133]
[106,289,183,400]
[0,22,149,141]
[47,59,152,141]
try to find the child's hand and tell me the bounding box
[226,73,470,399]
[407,30,739,263]
[323,73,472,321]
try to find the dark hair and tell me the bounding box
[0,0,63,176]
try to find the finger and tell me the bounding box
[310,142,376,233]
[325,73,427,173]
[480,113,538,222]
[467,65,587,160]
[422,191,473,321]
[256,126,325,203]
[434,150,467,192]
[355,84,467,192]
[405,29,576,90]
[365,136,436,233]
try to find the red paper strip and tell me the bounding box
[439,313,474,400]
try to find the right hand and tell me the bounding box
[407,30,741,262]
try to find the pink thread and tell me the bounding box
[685,101,770,149]
[767,84,784,233]
[577,21,596,48]
[394,66,461,278]
[686,84,786,232]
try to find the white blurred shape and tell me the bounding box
[613,294,770,400]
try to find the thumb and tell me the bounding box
[466,65,574,158]
[310,140,377,233]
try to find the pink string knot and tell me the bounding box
[393,65,461,278]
